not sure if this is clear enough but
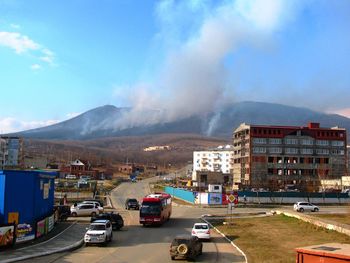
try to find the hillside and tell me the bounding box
[12,101,350,140]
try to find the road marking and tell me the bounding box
[201,216,248,263]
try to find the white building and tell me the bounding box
[192,145,234,181]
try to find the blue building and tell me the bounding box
[0,170,56,226]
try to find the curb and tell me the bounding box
[1,223,84,263]
[273,210,350,237]
[2,239,84,263]
[201,216,248,263]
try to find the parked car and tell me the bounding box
[81,201,104,212]
[71,203,100,217]
[84,199,104,207]
[293,202,319,212]
[191,223,210,240]
[91,212,124,231]
[84,219,112,246]
[65,174,77,180]
[170,235,202,261]
[125,198,140,210]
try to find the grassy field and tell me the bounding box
[313,213,350,225]
[213,214,350,263]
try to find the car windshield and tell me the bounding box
[90,224,106,230]
[128,199,138,203]
[140,202,161,216]
[194,224,208,229]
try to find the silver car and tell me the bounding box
[293,202,319,212]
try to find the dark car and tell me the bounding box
[125,198,140,210]
[91,212,124,230]
[54,205,71,221]
[170,235,202,261]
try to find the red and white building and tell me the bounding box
[233,122,347,192]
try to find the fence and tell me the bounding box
[165,186,350,205]
[164,186,195,203]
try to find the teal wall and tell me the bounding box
[165,187,195,203]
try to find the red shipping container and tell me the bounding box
[296,243,350,263]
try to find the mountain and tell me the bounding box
[10,101,350,140]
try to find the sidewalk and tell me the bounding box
[0,222,86,263]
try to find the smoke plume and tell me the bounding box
[111,0,306,135]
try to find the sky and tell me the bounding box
[0,0,350,133]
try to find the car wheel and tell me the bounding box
[71,212,77,217]
[314,208,319,212]
[91,212,97,217]
[177,244,188,255]
[299,208,304,213]
[109,233,113,242]
[170,256,175,260]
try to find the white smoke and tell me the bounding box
[110,0,307,134]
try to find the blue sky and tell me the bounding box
[1,0,350,133]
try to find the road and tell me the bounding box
[26,177,245,263]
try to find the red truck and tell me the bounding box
[139,193,172,226]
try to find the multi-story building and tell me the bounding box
[0,136,23,169]
[233,123,347,192]
[192,145,234,186]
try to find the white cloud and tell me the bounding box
[0,117,60,134]
[0,31,39,53]
[0,31,55,66]
[30,64,41,70]
[39,48,55,65]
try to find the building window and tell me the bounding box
[285,138,298,145]
[269,138,282,144]
[331,149,344,155]
[316,140,329,146]
[300,148,313,155]
[331,141,344,147]
[253,147,266,153]
[316,149,329,155]
[269,147,282,154]
[301,139,313,145]
[285,148,298,154]
[253,138,267,144]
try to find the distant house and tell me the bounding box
[116,163,144,175]
[60,159,97,178]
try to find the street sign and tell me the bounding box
[228,194,236,203]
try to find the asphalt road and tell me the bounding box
[25,178,244,263]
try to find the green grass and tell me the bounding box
[214,214,350,263]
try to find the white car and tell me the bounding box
[191,223,210,240]
[71,203,100,217]
[293,202,319,212]
[81,201,104,212]
[84,220,113,246]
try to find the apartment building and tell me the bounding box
[233,123,347,192]
[0,136,23,169]
[192,145,234,186]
